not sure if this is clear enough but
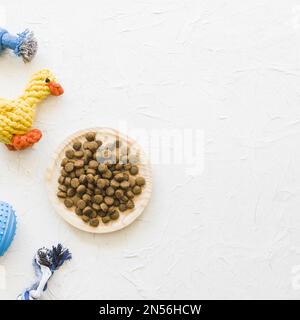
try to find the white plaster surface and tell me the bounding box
[0,0,300,300]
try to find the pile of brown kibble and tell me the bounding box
[57,132,146,227]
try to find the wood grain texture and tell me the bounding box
[46,127,152,233]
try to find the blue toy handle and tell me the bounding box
[0,27,25,54]
[0,29,18,51]
[0,27,8,52]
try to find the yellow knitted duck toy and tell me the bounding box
[0,69,63,151]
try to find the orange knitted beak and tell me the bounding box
[47,82,64,96]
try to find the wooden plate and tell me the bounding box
[46,127,152,233]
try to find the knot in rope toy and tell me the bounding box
[18,244,72,300]
[0,69,64,151]
[0,28,37,62]
[0,201,17,257]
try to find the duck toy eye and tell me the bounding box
[45,78,50,83]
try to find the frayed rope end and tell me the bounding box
[37,243,72,271]
[15,29,38,63]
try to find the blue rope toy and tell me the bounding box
[18,244,72,300]
[0,28,38,62]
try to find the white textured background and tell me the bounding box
[0,0,300,300]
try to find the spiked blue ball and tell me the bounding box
[0,202,17,256]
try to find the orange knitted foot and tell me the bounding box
[5,144,16,151]
[7,129,42,151]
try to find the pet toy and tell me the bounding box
[0,69,64,151]
[0,201,17,257]
[0,28,37,62]
[18,244,72,300]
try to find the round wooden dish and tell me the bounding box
[46,127,152,233]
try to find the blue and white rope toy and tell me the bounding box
[0,28,37,62]
[0,201,17,257]
[18,244,72,300]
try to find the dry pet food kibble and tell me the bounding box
[56,132,146,227]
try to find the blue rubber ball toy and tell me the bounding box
[0,202,16,256]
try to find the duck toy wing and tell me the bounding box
[0,99,16,115]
